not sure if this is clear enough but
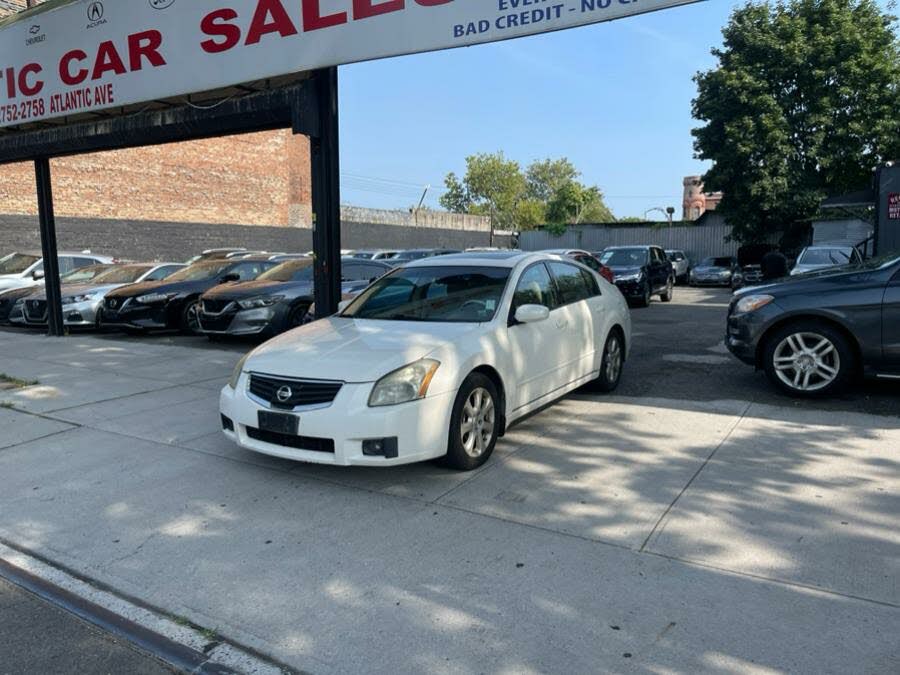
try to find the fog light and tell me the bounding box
[362,437,398,458]
[221,414,234,432]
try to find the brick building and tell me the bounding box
[0,131,314,227]
[682,176,723,221]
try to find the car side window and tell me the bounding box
[548,262,591,305]
[577,254,601,272]
[56,257,75,274]
[512,264,557,314]
[580,269,601,297]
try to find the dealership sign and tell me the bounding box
[0,0,702,128]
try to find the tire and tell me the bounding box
[762,321,856,398]
[443,373,500,471]
[288,303,310,329]
[591,330,625,393]
[660,278,674,302]
[180,299,202,335]
[635,281,651,308]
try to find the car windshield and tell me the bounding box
[600,249,648,266]
[257,259,315,282]
[60,264,112,283]
[165,261,232,282]
[91,265,154,284]
[0,253,40,275]
[342,266,511,323]
[798,248,852,265]
[667,252,685,261]
[702,257,733,268]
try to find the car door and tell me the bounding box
[505,263,566,411]
[883,267,900,364]
[547,261,596,385]
[646,248,663,292]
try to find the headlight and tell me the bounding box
[368,359,440,407]
[62,293,98,304]
[616,272,643,282]
[228,353,251,389]
[734,294,774,315]
[136,292,175,304]
[237,295,284,310]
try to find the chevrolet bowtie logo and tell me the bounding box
[29,25,41,35]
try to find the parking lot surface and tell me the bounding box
[0,287,897,674]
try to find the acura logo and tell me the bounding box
[276,386,293,403]
[87,2,103,21]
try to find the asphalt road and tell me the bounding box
[616,285,900,417]
[0,577,173,675]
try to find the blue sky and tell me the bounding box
[338,0,748,220]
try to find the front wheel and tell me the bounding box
[591,330,625,393]
[635,281,651,308]
[762,321,856,398]
[660,278,674,302]
[443,373,500,471]
[180,299,202,335]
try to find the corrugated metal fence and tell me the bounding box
[519,219,738,264]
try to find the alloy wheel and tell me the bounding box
[460,387,496,459]
[185,302,201,333]
[605,335,622,384]
[772,332,841,393]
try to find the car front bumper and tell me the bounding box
[220,376,455,467]
[725,303,783,366]
[199,306,285,336]
[613,279,645,297]
[691,276,732,286]
[101,302,172,330]
[22,299,102,327]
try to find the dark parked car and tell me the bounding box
[0,286,37,324]
[690,256,740,288]
[726,254,900,397]
[598,246,674,307]
[198,258,391,337]
[101,257,278,334]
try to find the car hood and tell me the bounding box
[106,279,217,298]
[30,282,124,301]
[244,317,480,383]
[0,286,38,301]
[202,279,313,301]
[733,265,868,297]
[0,277,36,291]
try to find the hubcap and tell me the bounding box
[460,387,496,459]
[605,336,622,383]
[773,332,840,392]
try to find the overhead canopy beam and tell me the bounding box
[0,81,319,165]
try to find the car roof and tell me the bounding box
[404,251,568,269]
[604,245,656,250]
[803,245,853,251]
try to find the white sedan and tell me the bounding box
[220,252,631,470]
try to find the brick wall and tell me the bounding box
[0,130,312,227]
[0,214,511,262]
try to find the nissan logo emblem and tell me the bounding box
[276,386,293,403]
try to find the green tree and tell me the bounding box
[693,0,900,244]
[525,158,579,202]
[440,153,615,230]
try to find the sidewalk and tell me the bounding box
[0,329,897,674]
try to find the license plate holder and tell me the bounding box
[258,411,299,435]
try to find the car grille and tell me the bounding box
[248,373,343,410]
[105,296,130,311]
[202,298,234,314]
[24,299,47,321]
[245,427,335,454]
[199,314,235,332]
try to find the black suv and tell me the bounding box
[598,246,674,307]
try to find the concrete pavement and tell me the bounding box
[0,291,897,674]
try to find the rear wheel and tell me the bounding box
[762,321,856,398]
[591,330,624,393]
[288,303,310,329]
[443,373,499,471]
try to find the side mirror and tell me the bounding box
[32,269,45,280]
[514,304,550,324]
[337,300,351,313]
[219,273,240,283]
